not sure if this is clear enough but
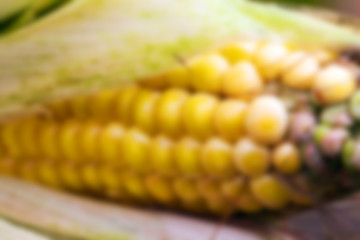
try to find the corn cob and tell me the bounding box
[0,38,359,216]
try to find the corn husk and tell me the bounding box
[0,176,263,240]
[0,0,359,120]
[0,218,49,240]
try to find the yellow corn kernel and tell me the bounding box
[130,89,159,133]
[189,54,229,93]
[145,175,176,206]
[19,161,38,183]
[250,175,290,210]
[0,121,21,158]
[220,41,257,63]
[254,42,290,80]
[80,123,101,161]
[155,88,188,137]
[149,136,174,176]
[59,121,82,161]
[0,159,16,176]
[282,55,320,90]
[82,163,103,193]
[174,137,201,177]
[206,199,232,215]
[140,74,168,89]
[236,187,262,213]
[173,178,202,203]
[68,95,90,119]
[18,118,39,157]
[221,177,245,200]
[37,161,62,189]
[99,123,124,165]
[122,129,150,172]
[222,61,263,99]
[234,138,270,177]
[59,163,84,191]
[46,100,69,119]
[90,89,117,120]
[122,172,150,203]
[100,166,121,190]
[214,100,247,141]
[39,122,60,160]
[116,86,139,124]
[313,64,356,104]
[181,93,218,139]
[201,138,236,178]
[166,64,190,88]
[197,179,222,201]
[198,180,230,214]
[245,96,288,144]
[100,166,128,201]
[273,142,301,174]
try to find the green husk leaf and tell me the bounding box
[0,0,359,119]
[0,1,33,22]
[2,0,70,34]
[238,0,360,45]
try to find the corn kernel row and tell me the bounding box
[47,87,290,144]
[0,158,311,214]
[0,120,302,178]
[140,40,355,105]
[44,41,356,132]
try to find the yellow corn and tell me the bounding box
[0,39,358,216]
